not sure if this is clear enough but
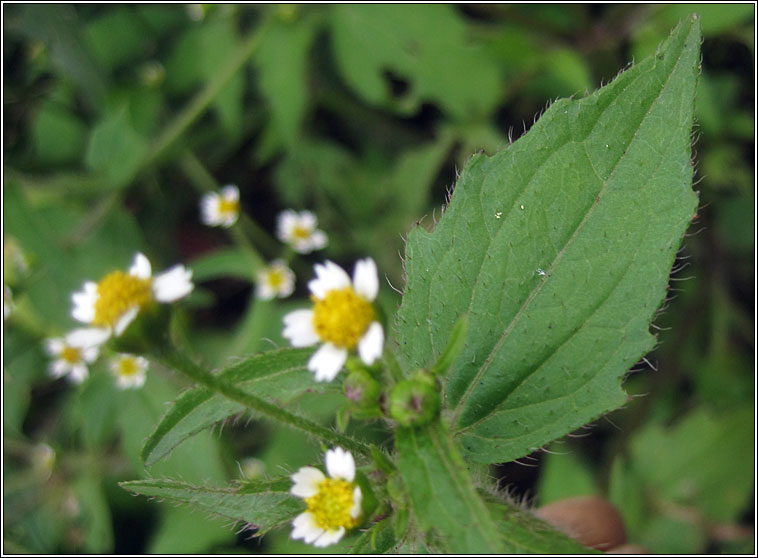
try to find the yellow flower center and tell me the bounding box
[312,288,374,349]
[266,269,284,288]
[61,346,81,364]
[218,198,239,216]
[292,225,311,240]
[93,271,152,328]
[118,357,140,377]
[305,478,360,531]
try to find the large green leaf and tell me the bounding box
[393,16,701,463]
[120,477,301,536]
[141,348,334,466]
[395,420,592,553]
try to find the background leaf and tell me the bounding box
[393,16,702,464]
[329,4,502,120]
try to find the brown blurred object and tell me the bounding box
[606,543,651,554]
[535,496,627,551]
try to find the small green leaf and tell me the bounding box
[85,7,148,70]
[120,477,301,536]
[141,348,330,466]
[31,101,87,165]
[428,315,468,376]
[350,517,396,554]
[394,16,702,464]
[85,106,148,188]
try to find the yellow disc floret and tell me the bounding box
[61,346,81,364]
[267,269,284,289]
[305,478,360,531]
[118,357,139,377]
[312,287,374,349]
[93,271,152,328]
[218,197,239,216]
[292,225,310,240]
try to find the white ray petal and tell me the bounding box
[113,306,140,336]
[308,261,351,299]
[282,310,319,347]
[325,447,355,482]
[314,527,345,547]
[308,343,347,382]
[352,258,378,301]
[152,265,193,302]
[357,322,384,365]
[129,253,152,279]
[290,466,325,498]
[350,486,363,518]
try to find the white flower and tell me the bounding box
[4,284,14,320]
[255,260,295,300]
[290,447,363,547]
[276,210,328,254]
[71,252,193,340]
[282,259,383,382]
[200,184,240,228]
[45,328,107,384]
[109,353,149,389]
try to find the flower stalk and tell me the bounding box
[158,348,374,459]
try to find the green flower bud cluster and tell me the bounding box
[388,370,440,428]
[339,316,467,429]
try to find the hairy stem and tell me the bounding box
[158,348,374,459]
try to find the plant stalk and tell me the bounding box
[158,349,374,459]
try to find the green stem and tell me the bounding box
[145,15,273,169]
[64,14,273,245]
[179,150,277,268]
[158,348,374,459]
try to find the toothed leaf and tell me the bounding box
[394,17,701,463]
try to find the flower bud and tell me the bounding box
[388,371,440,428]
[344,369,382,410]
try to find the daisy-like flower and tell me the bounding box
[255,260,295,300]
[109,353,149,389]
[282,259,384,382]
[71,252,193,341]
[290,447,363,547]
[200,184,240,228]
[276,210,328,254]
[45,328,107,384]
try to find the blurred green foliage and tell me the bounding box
[3,4,753,554]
